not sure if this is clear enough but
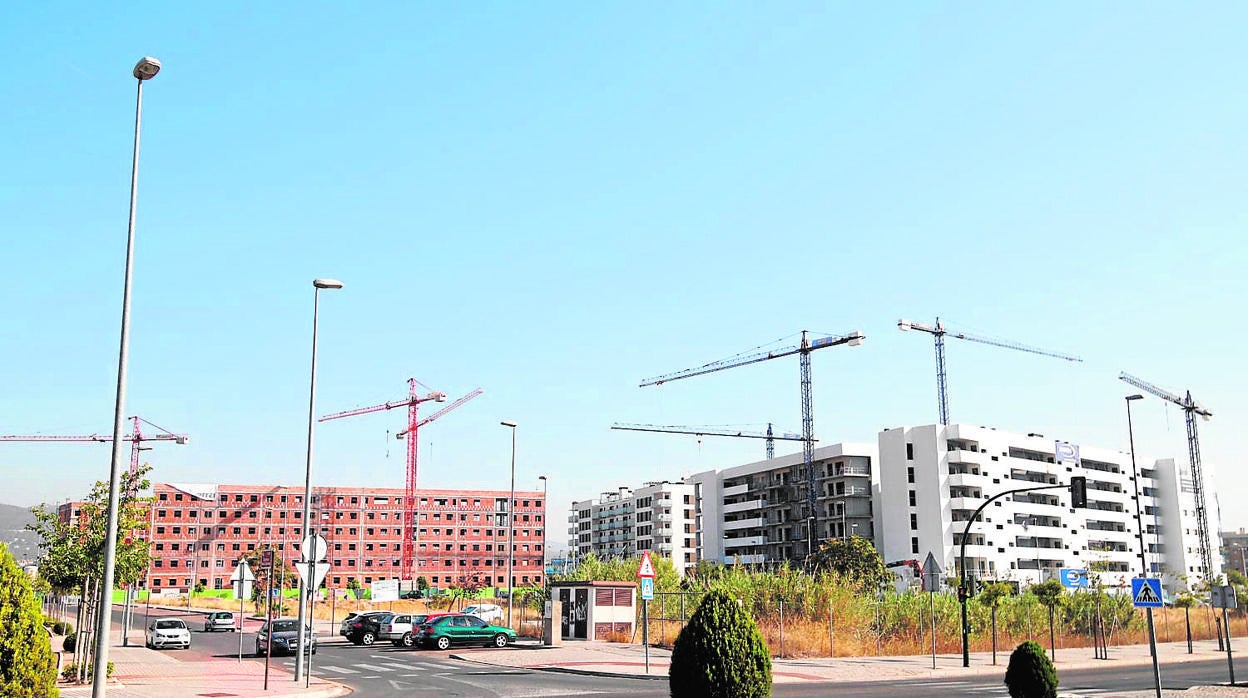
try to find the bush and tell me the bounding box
[669,590,771,698]
[61,662,113,681]
[62,633,76,653]
[1004,640,1058,698]
[0,543,60,697]
[51,621,73,636]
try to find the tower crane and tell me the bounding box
[640,330,865,559]
[898,318,1082,425]
[1,415,188,485]
[1118,371,1215,578]
[610,422,810,460]
[319,379,482,580]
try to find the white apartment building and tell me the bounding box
[877,424,1221,592]
[690,442,878,566]
[567,480,698,575]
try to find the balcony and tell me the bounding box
[723,499,765,515]
[728,553,766,565]
[723,483,750,497]
[724,535,768,548]
[657,513,673,523]
[947,449,983,465]
[723,517,766,531]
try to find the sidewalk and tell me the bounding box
[57,629,349,698]
[451,636,1246,696]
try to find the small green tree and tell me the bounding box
[669,590,771,698]
[978,581,1014,664]
[0,543,60,697]
[1004,640,1058,698]
[416,576,430,597]
[1032,580,1065,659]
[807,535,888,593]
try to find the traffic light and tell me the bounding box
[958,585,968,602]
[1070,476,1088,508]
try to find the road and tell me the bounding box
[117,606,1238,697]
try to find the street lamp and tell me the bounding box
[501,421,518,628]
[1126,393,1163,698]
[94,55,161,698]
[538,475,548,584]
[295,278,343,683]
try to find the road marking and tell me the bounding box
[380,662,413,671]
[353,663,395,672]
[318,665,359,674]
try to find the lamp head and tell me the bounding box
[1126,394,1144,402]
[133,57,161,80]
[313,278,344,289]
[500,420,518,428]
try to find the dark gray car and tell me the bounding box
[255,618,317,656]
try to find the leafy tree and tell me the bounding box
[807,535,888,593]
[1031,580,1065,658]
[26,464,154,592]
[978,581,1014,663]
[669,590,771,698]
[0,543,60,697]
[416,576,430,596]
[1004,640,1058,698]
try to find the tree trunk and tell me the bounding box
[1048,606,1056,661]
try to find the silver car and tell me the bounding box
[146,618,191,650]
[204,611,236,632]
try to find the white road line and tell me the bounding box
[380,662,413,671]
[353,663,396,672]
[318,665,359,674]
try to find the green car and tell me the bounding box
[416,614,517,650]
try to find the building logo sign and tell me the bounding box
[1054,441,1081,466]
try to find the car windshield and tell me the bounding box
[270,620,299,633]
[155,620,185,630]
[462,606,479,613]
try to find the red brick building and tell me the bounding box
[60,482,546,595]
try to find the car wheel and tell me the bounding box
[493,633,509,648]
[361,631,376,646]
[435,636,451,651]
[401,632,414,648]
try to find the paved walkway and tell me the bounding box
[56,629,348,698]
[451,636,1246,696]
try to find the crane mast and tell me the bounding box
[641,329,864,561]
[611,422,808,459]
[1119,371,1214,579]
[899,317,1082,425]
[320,379,481,580]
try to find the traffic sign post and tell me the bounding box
[230,560,256,662]
[637,551,655,674]
[922,552,942,669]
[1212,585,1237,686]
[1131,578,1164,698]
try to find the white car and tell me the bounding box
[146,618,191,650]
[204,611,236,632]
[460,604,503,623]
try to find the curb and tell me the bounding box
[447,653,669,681]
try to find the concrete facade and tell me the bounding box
[567,480,697,574]
[876,424,1221,592]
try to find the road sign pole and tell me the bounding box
[1146,608,1162,698]
[643,598,649,674]
[1224,607,1236,686]
[239,587,245,662]
[930,587,936,669]
[264,553,274,691]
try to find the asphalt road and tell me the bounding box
[116,606,1240,697]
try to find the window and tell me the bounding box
[908,492,916,507]
[910,514,918,530]
[911,537,919,554]
[907,467,915,484]
[906,443,914,460]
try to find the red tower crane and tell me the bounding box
[1,415,188,482]
[319,379,482,580]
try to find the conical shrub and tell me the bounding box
[1004,640,1058,698]
[668,590,771,698]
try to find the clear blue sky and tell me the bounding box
[3,4,1246,538]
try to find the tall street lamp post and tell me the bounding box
[538,475,548,584]
[501,421,518,628]
[94,55,161,698]
[295,278,343,683]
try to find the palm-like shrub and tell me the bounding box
[669,590,771,698]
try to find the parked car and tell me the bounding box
[145,618,191,650]
[203,611,236,632]
[339,611,393,646]
[381,612,452,647]
[461,603,504,623]
[416,614,517,650]
[256,618,317,656]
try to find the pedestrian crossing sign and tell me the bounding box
[1131,578,1163,608]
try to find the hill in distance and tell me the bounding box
[0,502,44,565]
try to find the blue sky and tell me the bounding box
[3,4,1246,538]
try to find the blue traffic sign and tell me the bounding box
[640,577,654,601]
[1131,578,1164,608]
[1059,568,1091,588]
